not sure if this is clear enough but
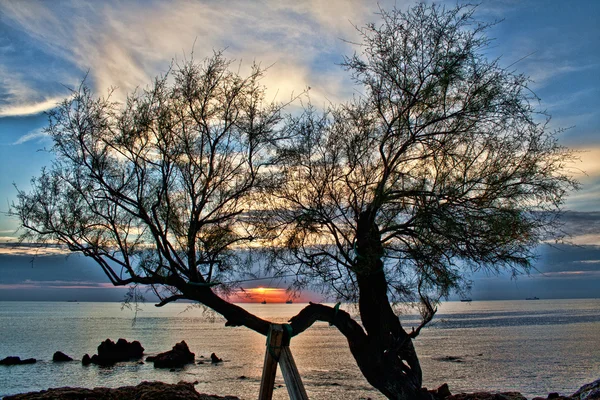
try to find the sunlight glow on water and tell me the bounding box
[0,299,599,399]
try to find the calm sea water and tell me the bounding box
[0,299,599,399]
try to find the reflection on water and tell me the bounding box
[0,299,599,399]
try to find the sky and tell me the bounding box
[0,0,599,302]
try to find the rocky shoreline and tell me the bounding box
[426,379,600,400]
[2,381,240,400]
[1,337,598,399]
[2,378,599,400]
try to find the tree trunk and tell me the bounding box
[351,211,427,400]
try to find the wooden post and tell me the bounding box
[258,324,309,400]
[279,346,309,400]
[258,324,284,400]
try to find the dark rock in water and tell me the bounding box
[52,351,73,362]
[0,357,36,366]
[210,353,223,363]
[532,396,571,400]
[435,355,464,363]
[0,357,22,366]
[433,383,452,398]
[2,380,240,399]
[90,338,144,365]
[82,354,92,365]
[446,392,526,400]
[148,341,195,369]
[572,377,600,399]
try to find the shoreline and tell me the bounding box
[3,378,599,400]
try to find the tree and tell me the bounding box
[14,52,286,333]
[14,5,576,400]
[260,3,577,399]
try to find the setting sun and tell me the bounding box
[228,286,322,304]
[234,287,289,303]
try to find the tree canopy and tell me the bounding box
[13,4,577,400]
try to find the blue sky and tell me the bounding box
[0,0,599,301]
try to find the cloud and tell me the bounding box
[528,63,598,86]
[529,270,600,279]
[0,97,63,118]
[12,127,49,145]
[0,0,404,111]
[0,63,67,117]
[0,279,117,290]
[571,146,600,178]
[0,241,71,256]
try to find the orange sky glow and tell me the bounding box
[230,287,315,303]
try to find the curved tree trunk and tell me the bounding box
[152,210,431,400]
[350,210,427,399]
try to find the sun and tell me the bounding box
[234,287,289,303]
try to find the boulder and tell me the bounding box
[210,353,223,364]
[572,378,600,399]
[2,381,240,399]
[82,354,92,365]
[52,351,73,362]
[432,383,452,398]
[90,338,144,365]
[147,341,195,369]
[0,356,36,366]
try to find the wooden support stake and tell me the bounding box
[279,345,309,400]
[258,325,284,400]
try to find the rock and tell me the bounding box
[90,338,144,365]
[436,356,464,363]
[0,357,22,366]
[435,383,452,398]
[0,356,36,366]
[572,378,600,399]
[447,393,526,400]
[210,353,223,363]
[2,380,240,399]
[148,341,195,369]
[52,351,73,362]
[82,354,92,365]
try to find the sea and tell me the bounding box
[0,299,599,399]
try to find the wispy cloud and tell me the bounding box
[0,97,62,118]
[529,270,600,279]
[0,0,402,111]
[12,127,49,145]
[0,280,117,290]
[0,242,70,256]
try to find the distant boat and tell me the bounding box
[261,300,267,304]
[526,297,540,300]
[286,300,293,304]
[460,298,472,302]
[66,300,78,303]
